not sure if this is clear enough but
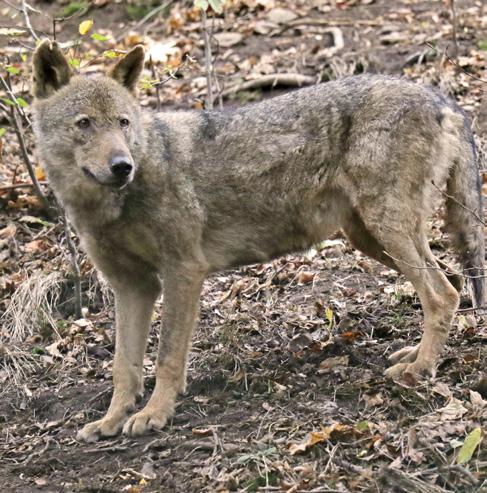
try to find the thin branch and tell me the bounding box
[201,9,214,110]
[383,251,487,280]
[59,208,82,319]
[209,18,223,109]
[0,100,10,113]
[448,0,458,62]
[149,55,161,111]
[273,17,381,36]
[0,181,48,192]
[1,0,21,11]
[21,0,39,41]
[425,41,487,85]
[456,305,487,313]
[0,74,30,123]
[431,181,485,226]
[151,75,176,87]
[3,99,52,215]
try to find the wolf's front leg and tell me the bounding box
[123,267,205,437]
[77,276,161,442]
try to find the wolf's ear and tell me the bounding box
[109,45,145,93]
[32,40,71,99]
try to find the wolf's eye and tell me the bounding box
[76,118,91,129]
[119,118,130,128]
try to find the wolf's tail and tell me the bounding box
[444,114,485,308]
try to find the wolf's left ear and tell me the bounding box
[109,45,145,93]
[32,40,71,99]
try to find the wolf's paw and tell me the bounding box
[385,360,436,381]
[388,345,419,365]
[77,417,125,443]
[122,408,171,437]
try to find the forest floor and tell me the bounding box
[0,0,486,492]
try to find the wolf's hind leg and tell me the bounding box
[375,233,460,379]
[77,275,161,443]
[342,210,398,271]
[343,203,460,377]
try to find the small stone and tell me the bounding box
[267,8,297,24]
[213,32,243,48]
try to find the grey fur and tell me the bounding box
[32,41,485,442]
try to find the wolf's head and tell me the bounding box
[32,41,146,189]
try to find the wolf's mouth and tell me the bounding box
[81,167,97,181]
[81,166,133,189]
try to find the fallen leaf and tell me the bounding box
[362,392,384,408]
[318,355,349,373]
[437,398,468,420]
[24,239,51,253]
[297,271,315,284]
[18,216,52,227]
[192,427,213,436]
[288,333,313,352]
[432,382,452,399]
[0,223,16,239]
[469,390,486,409]
[457,428,483,465]
[289,423,357,455]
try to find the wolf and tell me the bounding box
[31,40,485,442]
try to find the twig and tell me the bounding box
[4,102,52,215]
[59,208,82,319]
[448,0,458,62]
[424,42,487,85]
[0,74,30,123]
[273,17,381,36]
[221,73,317,97]
[148,54,197,89]
[0,181,48,192]
[383,251,487,280]
[1,0,21,11]
[456,305,487,313]
[0,100,10,113]
[151,75,176,87]
[85,445,129,453]
[201,9,214,110]
[209,18,223,109]
[21,0,39,41]
[149,55,161,111]
[297,489,352,493]
[431,181,485,226]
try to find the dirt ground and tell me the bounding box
[0,0,486,492]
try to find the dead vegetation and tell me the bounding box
[0,0,486,492]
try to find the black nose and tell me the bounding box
[110,156,133,178]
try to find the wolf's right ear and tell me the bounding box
[32,40,71,99]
